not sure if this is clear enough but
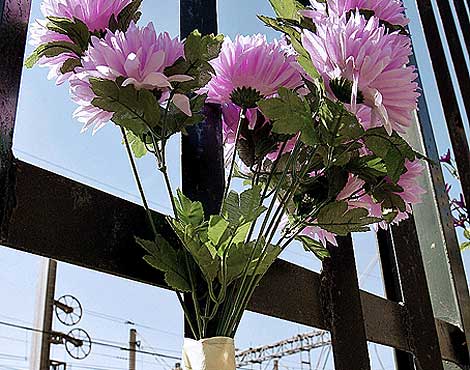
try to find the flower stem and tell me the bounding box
[220,141,302,335]
[176,291,198,339]
[159,142,179,220]
[121,128,158,237]
[221,107,247,212]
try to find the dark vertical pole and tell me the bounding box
[180,0,224,220]
[179,0,224,338]
[376,230,415,370]
[453,0,470,52]
[39,260,57,370]
[390,217,444,370]
[321,235,371,370]
[430,0,470,123]
[414,0,470,214]
[0,0,32,237]
[410,0,470,357]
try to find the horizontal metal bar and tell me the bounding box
[1,160,468,367]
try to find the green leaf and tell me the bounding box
[258,15,320,81]
[223,191,242,224]
[255,243,282,276]
[363,128,415,182]
[46,16,90,51]
[116,0,143,31]
[123,130,147,158]
[316,99,363,146]
[208,215,230,247]
[60,58,82,74]
[90,78,161,136]
[174,189,205,227]
[372,183,406,213]
[239,185,267,222]
[164,31,224,93]
[258,87,317,146]
[170,220,220,283]
[224,243,253,285]
[296,235,330,260]
[222,186,267,224]
[25,41,82,68]
[268,0,304,21]
[185,30,224,64]
[137,236,191,292]
[316,201,381,235]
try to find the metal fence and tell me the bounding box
[1,0,470,369]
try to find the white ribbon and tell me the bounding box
[182,337,236,370]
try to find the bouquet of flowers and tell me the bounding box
[27,0,424,368]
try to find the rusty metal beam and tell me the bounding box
[0,0,32,241]
[320,236,371,370]
[377,229,415,370]
[1,160,468,368]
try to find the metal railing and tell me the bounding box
[1,0,469,369]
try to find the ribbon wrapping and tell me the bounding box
[182,337,236,370]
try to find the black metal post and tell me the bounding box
[179,0,224,339]
[377,230,416,370]
[321,236,371,370]
[390,216,445,370]
[453,0,470,52]
[414,0,470,217]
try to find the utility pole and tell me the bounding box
[273,359,279,370]
[39,259,57,370]
[129,328,137,370]
[174,363,181,369]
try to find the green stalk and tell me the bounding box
[184,252,203,339]
[219,142,303,335]
[227,145,320,335]
[158,140,179,220]
[176,291,198,339]
[217,141,289,332]
[221,107,247,212]
[121,128,158,237]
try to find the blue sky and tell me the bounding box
[1,0,469,369]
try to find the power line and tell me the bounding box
[0,354,27,361]
[138,332,174,369]
[14,148,172,213]
[84,309,182,338]
[0,320,181,361]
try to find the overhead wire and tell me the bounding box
[14,148,172,213]
[0,320,181,361]
[84,309,182,338]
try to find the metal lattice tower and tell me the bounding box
[236,330,330,368]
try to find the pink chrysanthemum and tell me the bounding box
[302,12,419,134]
[395,159,426,211]
[70,22,190,133]
[29,0,132,83]
[302,0,409,27]
[200,34,303,105]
